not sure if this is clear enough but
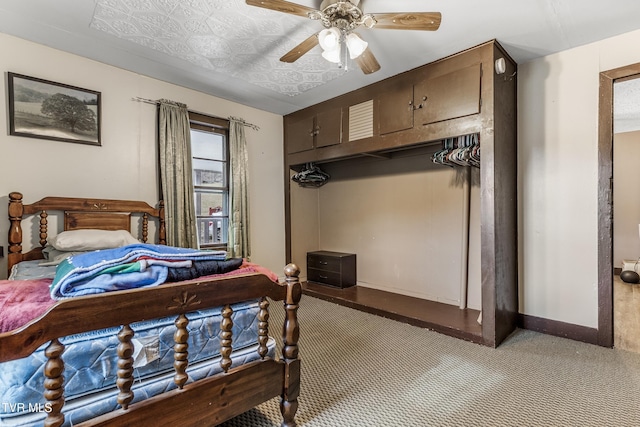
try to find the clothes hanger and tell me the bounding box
[292,162,330,187]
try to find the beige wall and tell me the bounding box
[613,131,640,268]
[0,33,285,279]
[518,29,640,328]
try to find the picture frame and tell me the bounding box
[8,72,101,146]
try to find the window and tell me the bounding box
[189,113,229,249]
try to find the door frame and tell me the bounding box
[598,62,640,347]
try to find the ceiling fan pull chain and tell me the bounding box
[341,33,349,70]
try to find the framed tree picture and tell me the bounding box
[8,72,101,146]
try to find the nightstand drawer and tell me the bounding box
[307,268,343,287]
[307,255,342,272]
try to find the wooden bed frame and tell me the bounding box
[2,192,301,427]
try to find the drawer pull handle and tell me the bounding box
[319,275,328,279]
[320,261,328,265]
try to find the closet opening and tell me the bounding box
[293,134,484,343]
[598,62,640,348]
[611,74,640,352]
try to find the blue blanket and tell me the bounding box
[50,244,227,300]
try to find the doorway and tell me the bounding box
[598,63,640,347]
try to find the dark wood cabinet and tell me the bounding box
[413,63,482,126]
[307,251,356,288]
[285,115,315,154]
[377,83,414,135]
[286,56,486,165]
[285,107,342,154]
[377,63,482,136]
[315,107,343,148]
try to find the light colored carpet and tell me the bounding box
[221,296,640,427]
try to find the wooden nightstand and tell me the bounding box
[307,251,356,288]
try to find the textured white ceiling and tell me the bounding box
[91,0,345,97]
[2,0,640,115]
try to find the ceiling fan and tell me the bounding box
[245,0,441,74]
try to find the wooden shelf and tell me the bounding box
[303,282,483,344]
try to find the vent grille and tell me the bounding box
[348,100,373,142]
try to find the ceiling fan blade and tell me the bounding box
[372,12,442,31]
[280,33,320,63]
[245,0,318,18]
[355,47,381,75]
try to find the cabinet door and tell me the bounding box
[414,63,482,126]
[315,107,342,148]
[286,115,315,154]
[377,84,414,135]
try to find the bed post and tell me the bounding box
[44,339,65,427]
[8,192,24,273]
[281,263,301,427]
[158,200,166,245]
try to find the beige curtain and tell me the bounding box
[158,99,197,248]
[228,117,251,259]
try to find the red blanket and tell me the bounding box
[0,278,54,334]
[0,261,279,334]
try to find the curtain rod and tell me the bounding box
[132,97,260,131]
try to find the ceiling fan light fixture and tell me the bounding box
[345,33,367,59]
[321,45,342,63]
[318,27,341,51]
[246,0,441,75]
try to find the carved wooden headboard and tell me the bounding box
[7,192,165,274]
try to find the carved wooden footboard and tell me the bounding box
[0,265,302,427]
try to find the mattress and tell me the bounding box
[1,337,276,426]
[0,299,265,424]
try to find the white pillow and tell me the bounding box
[48,229,139,251]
